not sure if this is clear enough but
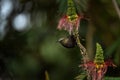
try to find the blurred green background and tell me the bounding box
[0,0,120,80]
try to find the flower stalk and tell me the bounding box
[57,0,82,34]
[80,43,116,80]
[57,0,116,80]
[73,30,89,63]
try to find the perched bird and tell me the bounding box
[58,35,76,48]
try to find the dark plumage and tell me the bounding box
[58,35,76,48]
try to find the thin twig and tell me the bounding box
[112,0,120,18]
[73,31,89,63]
[73,30,90,80]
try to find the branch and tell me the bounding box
[73,31,89,63]
[112,0,120,18]
[73,30,90,80]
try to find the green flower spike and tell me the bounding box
[94,43,104,64]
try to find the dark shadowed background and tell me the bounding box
[0,0,120,80]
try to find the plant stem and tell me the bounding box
[112,0,120,18]
[73,30,89,63]
[73,30,90,80]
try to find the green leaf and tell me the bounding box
[105,77,120,80]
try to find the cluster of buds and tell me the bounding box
[57,0,82,34]
[57,0,116,80]
[80,43,116,80]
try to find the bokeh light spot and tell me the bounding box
[13,13,30,31]
[1,0,13,19]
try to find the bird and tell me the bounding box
[58,35,77,48]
